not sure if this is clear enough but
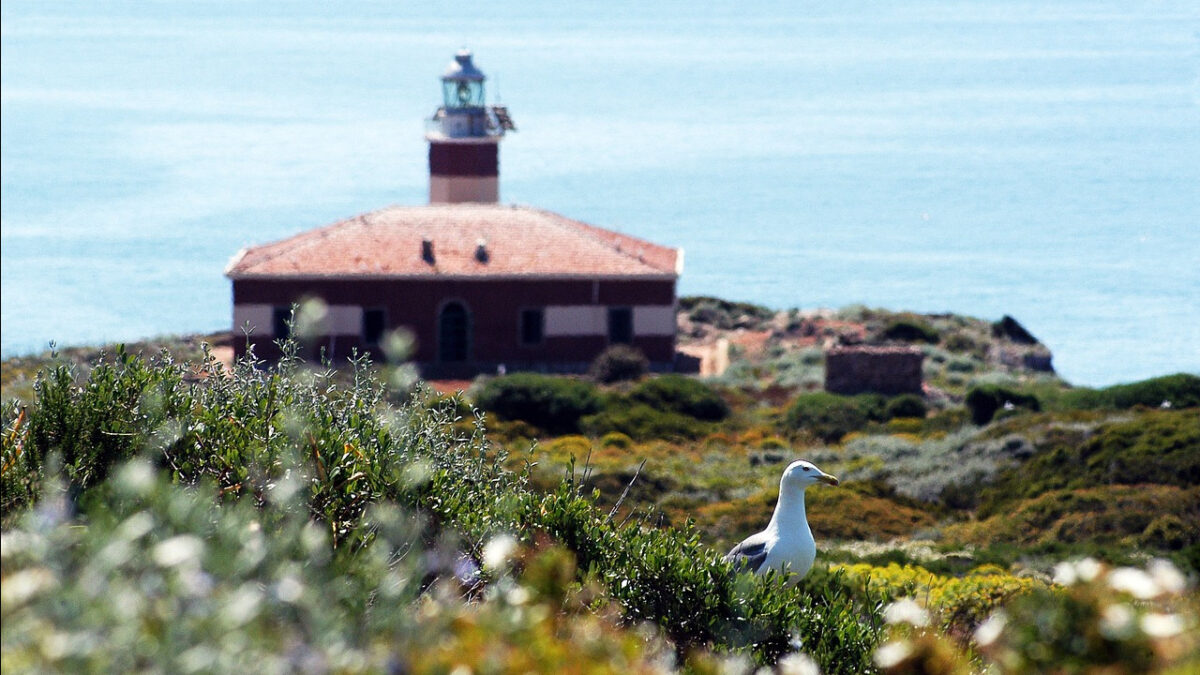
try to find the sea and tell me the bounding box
[2,1,1198,387]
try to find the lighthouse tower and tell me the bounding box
[426,50,516,204]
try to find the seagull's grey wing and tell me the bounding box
[725,534,770,574]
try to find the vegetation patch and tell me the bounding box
[628,374,730,421]
[965,383,1041,425]
[588,345,649,384]
[475,373,601,434]
[1055,373,1200,411]
[977,410,1200,516]
[881,319,940,344]
[948,484,1200,552]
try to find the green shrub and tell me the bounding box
[884,394,927,420]
[782,392,885,443]
[679,296,774,329]
[965,384,1041,425]
[475,373,601,434]
[588,345,649,384]
[628,374,730,421]
[881,319,940,344]
[580,403,710,441]
[1057,373,1200,411]
[598,431,634,449]
[976,411,1200,518]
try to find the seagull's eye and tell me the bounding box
[802,467,810,472]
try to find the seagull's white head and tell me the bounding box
[781,459,839,491]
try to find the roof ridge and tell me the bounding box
[520,205,672,273]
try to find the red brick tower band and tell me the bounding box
[426,50,515,203]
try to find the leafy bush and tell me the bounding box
[629,375,730,421]
[884,394,927,420]
[588,345,649,384]
[782,393,888,443]
[965,384,1041,425]
[581,404,710,441]
[1057,373,1200,411]
[475,373,601,434]
[881,320,939,344]
[598,431,634,449]
[975,559,1196,673]
[837,562,1042,635]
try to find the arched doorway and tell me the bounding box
[438,302,471,362]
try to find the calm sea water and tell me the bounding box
[3,1,1198,386]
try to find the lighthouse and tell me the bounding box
[425,50,516,204]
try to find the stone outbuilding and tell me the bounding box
[825,345,924,395]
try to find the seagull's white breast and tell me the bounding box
[761,528,817,579]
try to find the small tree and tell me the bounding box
[589,345,649,384]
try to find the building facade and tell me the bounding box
[225,52,682,376]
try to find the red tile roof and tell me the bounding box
[225,204,680,280]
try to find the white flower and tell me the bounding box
[874,641,913,669]
[153,535,203,567]
[1147,559,1187,596]
[1053,561,1077,586]
[482,534,518,570]
[974,611,1007,647]
[1100,603,1136,639]
[1075,557,1103,582]
[276,575,304,603]
[1141,612,1184,639]
[778,653,821,675]
[1108,567,1159,600]
[884,598,930,627]
[1,567,58,607]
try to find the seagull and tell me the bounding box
[725,459,839,580]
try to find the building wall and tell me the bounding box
[231,277,677,372]
[824,346,924,395]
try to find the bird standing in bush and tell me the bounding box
[725,460,839,580]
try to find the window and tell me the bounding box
[363,308,386,345]
[608,307,633,345]
[520,308,544,346]
[272,306,292,339]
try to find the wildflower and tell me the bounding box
[1099,603,1136,639]
[153,535,203,567]
[482,534,518,570]
[1140,612,1184,638]
[884,598,930,627]
[1108,567,1159,600]
[874,640,913,669]
[778,652,822,675]
[1147,559,1187,596]
[974,611,1007,647]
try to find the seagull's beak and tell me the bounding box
[818,472,840,486]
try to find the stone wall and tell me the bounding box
[825,346,924,395]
